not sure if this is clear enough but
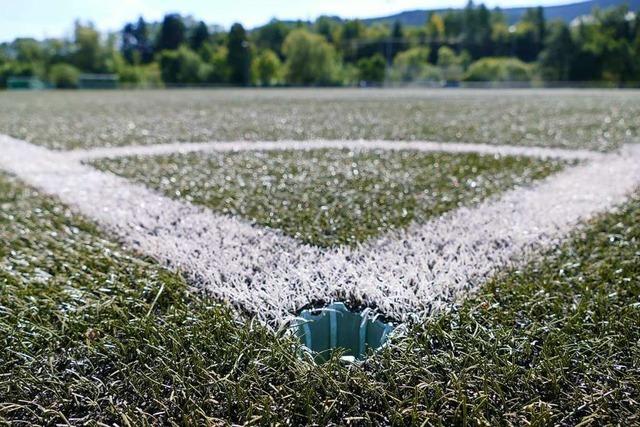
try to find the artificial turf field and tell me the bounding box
[92,149,566,247]
[1,88,638,151]
[1,89,639,425]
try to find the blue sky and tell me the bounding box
[1,0,569,42]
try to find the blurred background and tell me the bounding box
[1,0,639,89]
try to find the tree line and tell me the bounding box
[1,1,639,88]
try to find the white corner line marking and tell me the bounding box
[66,139,605,162]
[1,134,638,323]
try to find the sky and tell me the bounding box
[1,0,571,42]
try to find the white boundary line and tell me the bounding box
[1,134,639,323]
[67,139,605,162]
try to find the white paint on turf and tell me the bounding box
[1,134,639,323]
[332,146,640,319]
[0,135,317,316]
[67,139,604,162]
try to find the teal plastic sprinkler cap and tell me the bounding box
[295,302,394,363]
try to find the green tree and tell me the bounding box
[443,10,464,39]
[521,7,546,57]
[0,62,39,88]
[2,1,637,90]
[512,8,546,63]
[14,38,45,62]
[227,23,251,86]
[282,29,339,85]
[315,16,337,44]
[426,13,446,41]
[199,44,229,83]
[356,53,387,84]
[116,63,163,88]
[0,46,7,65]
[567,6,636,83]
[491,19,512,57]
[157,14,186,51]
[390,47,442,82]
[122,23,138,63]
[189,21,210,51]
[252,49,282,86]
[539,22,574,81]
[158,46,207,84]
[122,17,153,64]
[390,20,406,59]
[72,22,109,72]
[462,1,493,58]
[134,18,153,63]
[464,57,532,82]
[49,63,80,88]
[340,20,366,62]
[634,17,640,81]
[254,20,290,58]
[437,46,465,81]
[595,6,637,83]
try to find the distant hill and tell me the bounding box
[362,0,640,26]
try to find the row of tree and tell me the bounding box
[1,2,640,88]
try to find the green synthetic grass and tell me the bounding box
[1,173,639,425]
[1,88,638,150]
[92,149,566,247]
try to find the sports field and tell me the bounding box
[1,88,639,425]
